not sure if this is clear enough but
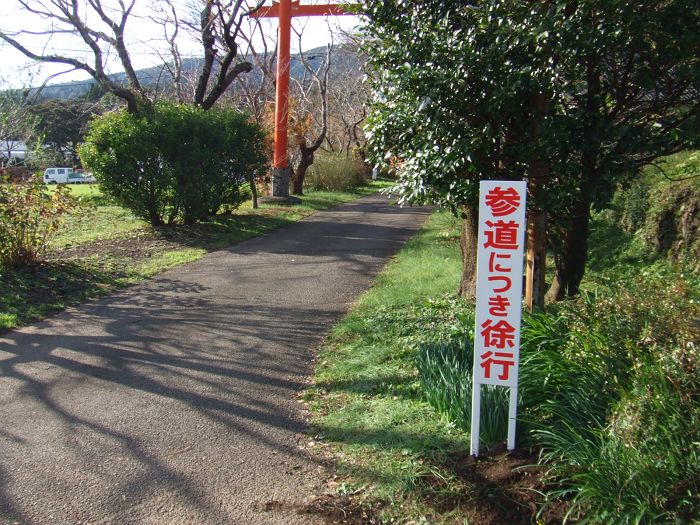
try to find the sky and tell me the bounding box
[0,1,362,89]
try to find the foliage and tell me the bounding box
[0,178,75,267]
[519,278,699,523]
[362,1,552,209]
[537,356,699,524]
[361,0,700,296]
[79,103,268,225]
[304,152,367,192]
[413,272,699,522]
[0,89,39,166]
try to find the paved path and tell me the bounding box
[0,194,430,524]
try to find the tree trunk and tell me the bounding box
[293,146,314,195]
[526,207,547,310]
[545,192,592,299]
[545,244,566,303]
[546,55,601,301]
[525,92,550,311]
[458,203,479,301]
[249,173,259,209]
[562,193,591,296]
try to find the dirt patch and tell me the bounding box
[53,221,222,263]
[427,446,567,525]
[301,495,383,525]
[252,496,382,525]
[58,235,182,263]
[292,446,566,525]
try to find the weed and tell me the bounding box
[0,179,76,267]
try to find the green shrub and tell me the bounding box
[518,276,699,523]
[536,355,699,524]
[0,178,75,267]
[416,271,699,522]
[616,178,651,234]
[80,103,268,225]
[304,152,367,192]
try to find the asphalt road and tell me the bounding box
[0,194,430,525]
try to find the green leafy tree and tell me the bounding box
[541,1,700,298]
[80,103,267,225]
[362,1,558,299]
[362,0,700,299]
[29,100,98,165]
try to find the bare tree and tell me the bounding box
[0,0,265,114]
[327,69,367,157]
[232,17,277,122]
[325,35,369,159]
[229,17,279,207]
[0,80,39,167]
[288,27,332,196]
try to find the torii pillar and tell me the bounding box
[252,1,351,199]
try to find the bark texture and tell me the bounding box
[458,203,479,301]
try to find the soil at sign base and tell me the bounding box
[294,447,568,525]
[440,446,568,525]
[254,496,382,525]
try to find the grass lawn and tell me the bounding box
[0,181,391,332]
[306,210,486,523]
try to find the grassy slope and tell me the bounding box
[0,182,390,331]
[308,210,473,523]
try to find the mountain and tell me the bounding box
[27,45,362,102]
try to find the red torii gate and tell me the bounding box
[251,1,352,198]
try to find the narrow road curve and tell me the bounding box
[0,194,430,524]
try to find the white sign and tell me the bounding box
[470,180,527,456]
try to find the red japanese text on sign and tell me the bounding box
[484,186,521,217]
[483,220,521,250]
[473,181,527,388]
[479,351,516,381]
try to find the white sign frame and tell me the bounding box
[470,180,527,457]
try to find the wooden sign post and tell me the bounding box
[251,1,352,198]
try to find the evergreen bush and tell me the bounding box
[80,103,267,225]
[415,274,699,522]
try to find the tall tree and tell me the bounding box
[361,0,700,300]
[29,99,98,164]
[544,0,700,298]
[362,1,557,299]
[0,0,264,114]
